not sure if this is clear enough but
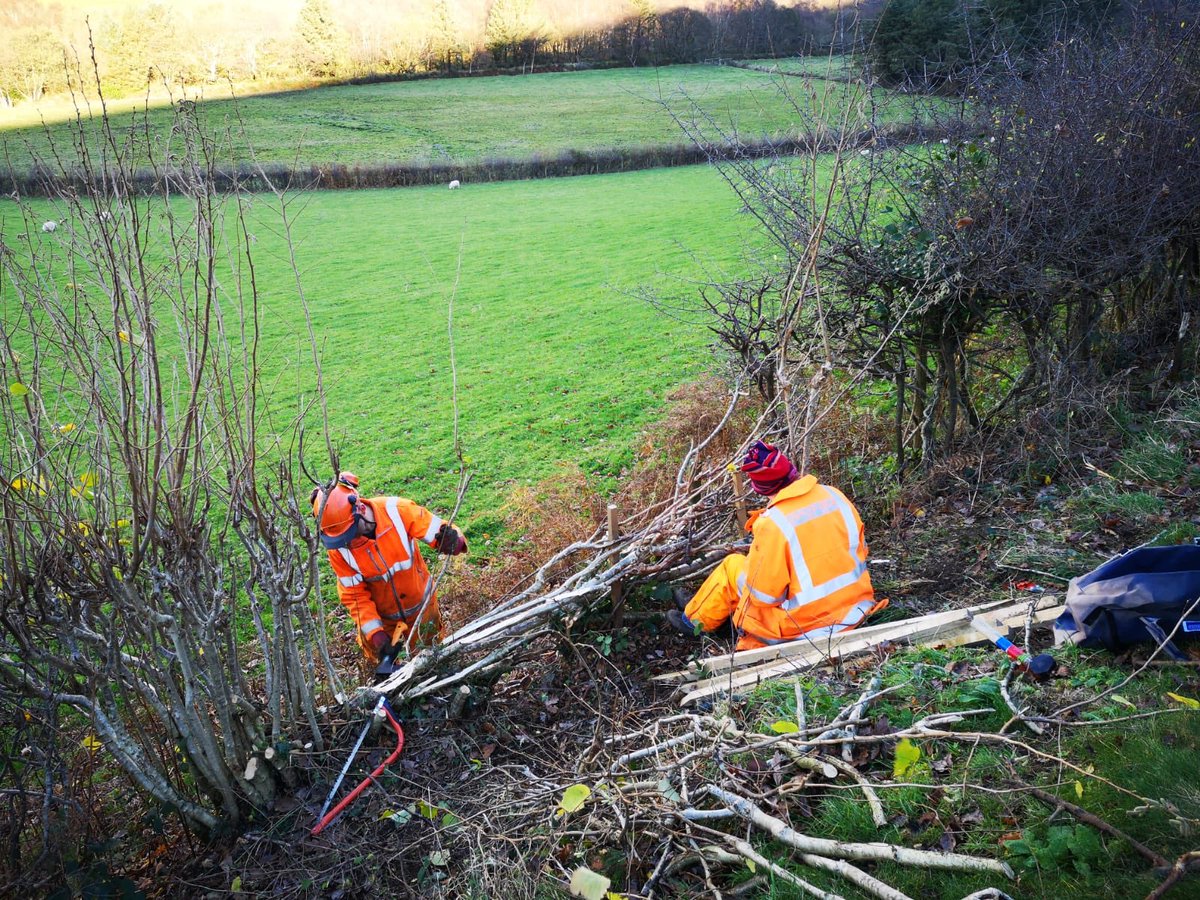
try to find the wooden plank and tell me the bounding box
[682,599,1063,698]
[678,600,1064,706]
[656,595,1035,684]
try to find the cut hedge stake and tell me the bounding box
[729,466,749,535]
[607,503,625,627]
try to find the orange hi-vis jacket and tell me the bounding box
[732,474,878,646]
[325,496,446,651]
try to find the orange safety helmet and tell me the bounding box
[310,472,362,550]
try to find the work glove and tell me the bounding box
[369,630,392,660]
[435,523,468,555]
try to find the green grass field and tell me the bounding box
[742,55,856,78]
[0,63,901,174]
[1,163,761,545]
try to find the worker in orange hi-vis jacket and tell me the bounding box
[667,441,887,651]
[310,472,467,661]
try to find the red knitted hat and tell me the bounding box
[740,440,799,495]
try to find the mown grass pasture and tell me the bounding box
[0,62,906,174]
[1,162,762,545]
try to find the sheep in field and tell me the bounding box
[448,180,460,190]
[42,221,57,233]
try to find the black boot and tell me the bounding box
[671,587,691,611]
[667,609,701,638]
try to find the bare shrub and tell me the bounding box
[0,90,334,861]
[687,11,1200,478]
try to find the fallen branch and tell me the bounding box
[725,836,846,900]
[1018,783,1168,868]
[704,785,1013,877]
[797,851,914,900]
[842,671,883,761]
[776,745,887,830]
[999,665,1045,736]
[1146,850,1200,900]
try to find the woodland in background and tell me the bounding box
[0,0,855,106]
[865,0,1123,86]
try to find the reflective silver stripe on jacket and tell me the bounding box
[365,559,409,583]
[760,486,867,613]
[359,617,383,636]
[423,515,443,544]
[384,497,414,565]
[736,571,786,606]
[337,548,364,585]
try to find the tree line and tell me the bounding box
[0,0,855,106]
[864,0,1168,86]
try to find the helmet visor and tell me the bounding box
[320,516,360,551]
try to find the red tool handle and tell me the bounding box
[311,702,405,836]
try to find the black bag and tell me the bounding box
[1055,545,1200,656]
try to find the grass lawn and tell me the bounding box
[0,63,905,174]
[1,163,763,544]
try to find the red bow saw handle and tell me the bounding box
[311,699,405,836]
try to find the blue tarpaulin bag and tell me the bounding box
[1055,545,1200,656]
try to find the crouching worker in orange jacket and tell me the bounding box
[311,472,467,662]
[667,441,886,650]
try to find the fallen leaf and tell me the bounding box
[427,850,449,867]
[961,808,985,826]
[1112,695,1136,708]
[1167,692,1200,709]
[894,738,921,778]
[82,734,102,752]
[1075,780,1084,799]
[380,807,413,826]
[417,800,440,820]
[569,868,611,900]
[231,876,242,893]
[558,784,591,816]
[769,720,799,734]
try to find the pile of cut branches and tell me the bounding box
[373,387,754,704]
